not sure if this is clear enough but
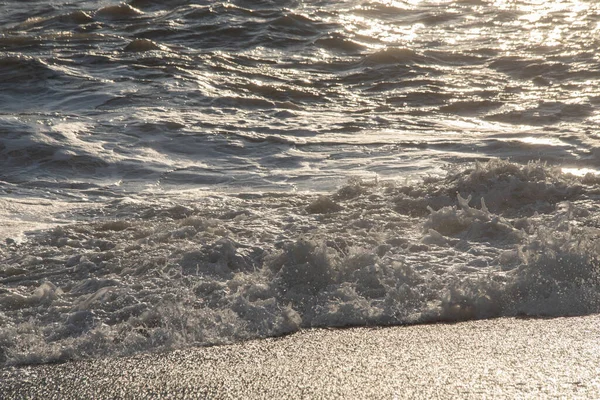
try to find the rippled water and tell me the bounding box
[1,0,600,366]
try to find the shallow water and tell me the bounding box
[1,0,600,366]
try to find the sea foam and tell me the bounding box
[1,160,599,366]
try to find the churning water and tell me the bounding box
[1,0,600,365]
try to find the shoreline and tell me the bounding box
[2,315,600,399]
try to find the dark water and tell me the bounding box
[1,0,600,366]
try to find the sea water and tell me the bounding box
[1,0,600,366]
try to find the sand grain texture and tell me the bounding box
[2,315,600,399]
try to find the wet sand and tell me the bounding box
[2,315,600,399]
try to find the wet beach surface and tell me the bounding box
[3,315,600,399]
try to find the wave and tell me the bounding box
[0,56,60,83]
[486,102,594,125]
[488,57,570,80]
[362,48,432,66]
[95,4,145,20]
[2,160,600,366]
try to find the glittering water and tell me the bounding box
[1,0,600,366]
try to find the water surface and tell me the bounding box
[1,0,600,366]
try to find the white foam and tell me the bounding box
[2,160,600,366]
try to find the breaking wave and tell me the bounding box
[2,160,600,366]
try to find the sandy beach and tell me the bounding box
[2,315,599,399]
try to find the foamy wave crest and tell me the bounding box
[2,160,600,366]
